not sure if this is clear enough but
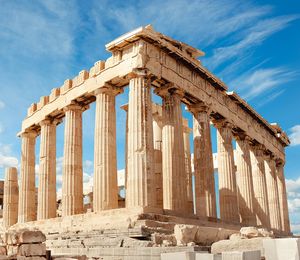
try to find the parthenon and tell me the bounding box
[2,25,292,257]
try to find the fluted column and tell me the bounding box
[235,135,256,225]
[190,104,216,218]
[276,159,291,233]
[183,119,194,213]
[62,104,84,216]
[93,86,121,211]
[126,73,156,209]
[18,131,37,223]
[3,167,18,229]
[37,119,57,220]
[157,88,187,211]
[264,154,282,230]
[214,120,239,222]
[250,144,270,228]
[153,111,163,208]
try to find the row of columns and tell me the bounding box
[14,73,290,234]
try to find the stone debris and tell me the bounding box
[1,229,47,259]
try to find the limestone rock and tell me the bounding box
[7,245,18,256]
[174,224,198,246]
[229,233,246,241]
[17,257,46,260]
[195,227,235,246]
[258,228,274,238]
[18,244,46,256]
[240,227,261,238]
[0,246,6,256]
[211,237,268,255]
[18,231,46,244]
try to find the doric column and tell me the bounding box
[153,108,163,208]
[250,144,270,228]
[156,87,187,211]
[62,104,84,216]
[276,159,291,233]
[37,119,57,220]
[235,135,256,226]
[3,167,18,229]
[126,72,156,209]
[190,103,216,218]
[214,120,239,222]
[93,86,122,211]
[264,154,282,230]
[18,131,37,223]
[183,119,194,213]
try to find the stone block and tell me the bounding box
[77,70,89,85]
[93,60,105,75]
[161,251,195,260]
[195,253,221,259]
[50,88,60,102]
[61,79,73,94]
[222,250,261,260]
[37,96,49,110]
[240,227,261,238]
[263,238,300,260]
[211,237,265,255]
[174,224,198,246]
[27,103,37,117]
[18,244,46,256]
[18,230,46,244]
[7,245,18,256]
[0,247,6,256]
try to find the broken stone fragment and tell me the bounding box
[240,227,261,238]
[18,230,46,244]
[18,243,46,256]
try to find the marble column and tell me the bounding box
[276,159,291,233]
[235,135,256,225]
[18,131,37,223]
[93,86,121,212]
[190,104,216,218]
[126,73,156,209]
[264,154,282,230]
[37,119,57,220]
[62,104,84,216]
[158,88,187,211]
[183,119,194,213]
[3,167,18,229]
[153,111,163,208]
[214,120,239,222]
[250,144,270,228]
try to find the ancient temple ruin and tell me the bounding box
[2,25,292,257]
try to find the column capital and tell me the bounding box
[21,130,38,138]
[94,85,123,96]
[251,143,266,156]
[154,83,184,99]
[275,158,285,167]
[39,118,62,127]
[212,118,233,130]
[63,103,88,113]
[234,132,252,143]
[128,68,152,80]
[187,101,211,115]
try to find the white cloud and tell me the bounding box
[0,123,3,134]
[289,125,300,146]
[229,67,296,101]
[0,143,18,170]
[206,15,298,70]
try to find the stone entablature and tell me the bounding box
[9,25,291,236]
[20,26,288,161]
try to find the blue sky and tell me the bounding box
[0,0,299,232]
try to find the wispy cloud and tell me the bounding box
[205,15,298,70]
[289,125,300,146]
[0,143,18,171]
[229,67,297,101]
[0,101,4,109]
